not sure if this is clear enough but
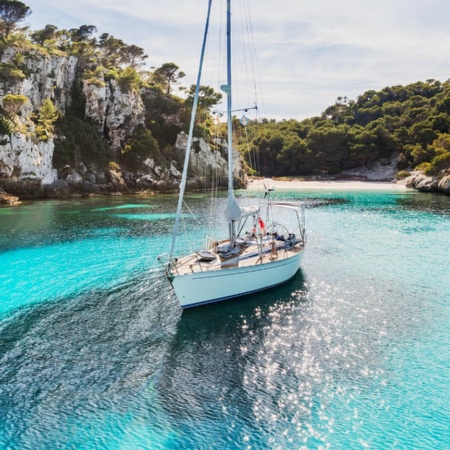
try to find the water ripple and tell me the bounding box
[1,192,450,449]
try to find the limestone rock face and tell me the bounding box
[415,176,439,192]
[0,191,19,204]
[1,49,77,116]
[0,50,76,189]
[46,180,71,198]
[438,174,450,195]
[399,170,450,195]
[0,134,57,184]
[175,132,246,188]
[83,80,145,150]
[342,157,398,181]
[0,50,147,195]
[66,171,84,190]
[0,49,246,198]
[106,169,129,192]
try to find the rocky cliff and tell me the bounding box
[399,170,450,195]
[0,50,245,199]
[0,49,77,186]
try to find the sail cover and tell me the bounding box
[225,193,259,222]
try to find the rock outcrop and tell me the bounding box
[0,49,77,187]
[0,49,245,200]
[399,170,450,195]
[175,132,246,190]
[438,174,450,195]
[83,81,145,151]
[341,157,398,182]
[0,187,19,204]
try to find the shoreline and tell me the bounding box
[0,178,411,205]
[246,178,409,192]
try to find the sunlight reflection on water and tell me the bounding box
[1,191,450,449]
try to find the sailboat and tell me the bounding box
[158,0,306,308]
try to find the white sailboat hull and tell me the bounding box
[160,1,307,310]
[170,249,304,308]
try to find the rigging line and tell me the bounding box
[234,3,255,113]
[169,0,213,259]
[182,200,202,226]
[229,0,257,113]
[243,124,254,175]
[210,128,220,234]
[243,0,265,116]
[180,199,205,255]
[241,0,256,107]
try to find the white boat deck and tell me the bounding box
[171,236,305,276]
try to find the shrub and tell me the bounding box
[117,67,141,93]
[396,170,411,180]
[119,124,158,169]
[34,98,58,141]
[108,161,120,171]
[83,66,107,88]
[104,67,119,81]
[427,152,450,175]
[0,114,14,137]
[84,77,106,88]
[2,93,28,115]
[53,116,109,168]
[414,162,431,172]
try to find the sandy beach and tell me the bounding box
[246,178,409,192]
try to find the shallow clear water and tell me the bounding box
[1,189,449,449]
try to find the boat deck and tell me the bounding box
[171,236,305,276]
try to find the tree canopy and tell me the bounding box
[1,0,450,178]
[0,0,31,42]
[236,80,450,177]
[152,63,185,95]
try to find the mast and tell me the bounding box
[225,0,236,244]
[226,0,233,196]
[169,0,213,260]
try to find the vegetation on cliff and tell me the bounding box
[1,0,450,185]
[236,81,450,178]
[0,0,222,177]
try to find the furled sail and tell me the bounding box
[224,192,259,222]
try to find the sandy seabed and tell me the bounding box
[246,178,409,192]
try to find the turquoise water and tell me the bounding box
[0,189,449,449]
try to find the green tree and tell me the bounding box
[152,62,185,95]
[435,93,450,115]
[367,123,400,157]
[410,143,429,165]
[429,113,450,133]
[347,128,381,166]
[120,44,147,67]
[0,0,31,43]
[185,85,222,112]
[30,24,58,46]
[120,125,158,168]
[117,66,141,93]
[431,133,450,155]
[408,121,437,149]
[98,33,125,65]
[275,135,311,175]
[35,98,58,141]
[428,151,450,175]
[307,125,350,171]
[69,24,97,43]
